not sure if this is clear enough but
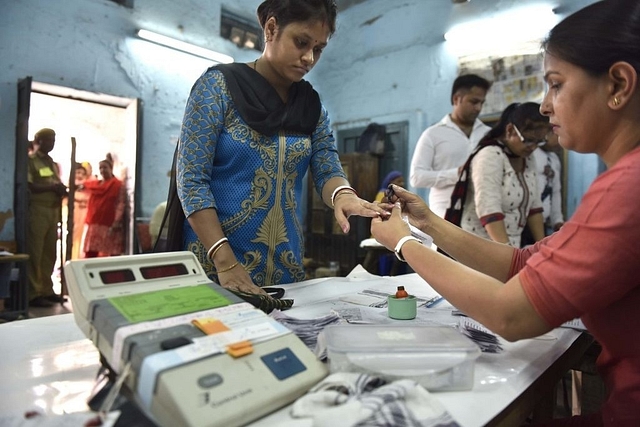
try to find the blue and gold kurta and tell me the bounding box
[177,68,346,286]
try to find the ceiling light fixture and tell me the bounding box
[444,5,558,58]
[137,29,234,63]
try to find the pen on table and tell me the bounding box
[424,295,443,308]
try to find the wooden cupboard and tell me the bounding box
[305,153,378,275]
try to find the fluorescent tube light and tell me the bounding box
[137,29,234,63]
[444,5,558,58]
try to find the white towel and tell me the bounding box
[291,373,459,427]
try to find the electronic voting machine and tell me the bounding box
[64,251,328,427]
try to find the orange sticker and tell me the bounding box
[191,318,230,335]
[226,341,253,358]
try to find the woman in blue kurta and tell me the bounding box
[177,0,386,295]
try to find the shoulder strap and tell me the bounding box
[153,144,185,252]
[444,140,502,227]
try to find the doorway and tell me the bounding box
[15,78,141,296]
[338,121,409,186]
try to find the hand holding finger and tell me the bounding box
[334,196,390,234]
[388,185,432,229]
[371,202,411,249]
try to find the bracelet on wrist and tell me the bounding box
[394,236,421,262]
[217,261,239,273]
[207,237,229,260]
[331,185,358,207]
[210,241,229,261]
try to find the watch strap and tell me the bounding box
[394,236,421,262]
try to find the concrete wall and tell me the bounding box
[0,0,599,240]
[0,0,261,240]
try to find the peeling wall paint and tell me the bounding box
[0,0,599,240]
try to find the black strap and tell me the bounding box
[153,144,184,253]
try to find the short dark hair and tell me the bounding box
[543,0,640,78]
[257,0,338,36]
[451,74,492,104]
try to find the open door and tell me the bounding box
[15,77,31,252]
[27,81,141,259]
[12,76,31,314]
[124,98,142,254]
[14,78,142,305]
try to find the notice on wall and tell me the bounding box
[459,54,545,117]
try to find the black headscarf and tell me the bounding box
[215,63,321,136]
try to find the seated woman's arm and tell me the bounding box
[372,187,551,341]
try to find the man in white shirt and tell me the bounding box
[410,74,492,218]
[532,132,564,233]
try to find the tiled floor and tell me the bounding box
[27,296,74,318]
[0,270,72,322]
[0,295,73,323]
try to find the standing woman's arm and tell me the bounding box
[178,70,265,295]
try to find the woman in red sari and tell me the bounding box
[81,154,125,257]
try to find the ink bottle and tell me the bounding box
[395,286,408,299]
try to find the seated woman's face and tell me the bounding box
[507,123,549,158]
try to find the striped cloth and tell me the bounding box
[291,373,460,427]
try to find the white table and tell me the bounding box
[0,266,589,426]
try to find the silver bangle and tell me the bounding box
[207,237,229,260]
[331,185,357,207]
[394,236,421,262]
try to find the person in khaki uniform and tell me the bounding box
[27,128,67,307]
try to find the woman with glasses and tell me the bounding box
[444,102,548,247]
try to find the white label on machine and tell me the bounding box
[111,302,257,372]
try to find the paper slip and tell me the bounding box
[561,318,586,331]
[339,288,440,308]
[458,317,503,353]
[339,293,386,307]
[177,320,289,360]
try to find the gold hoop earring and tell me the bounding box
[613,97,620,106]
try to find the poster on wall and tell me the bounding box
[459,54,545,117]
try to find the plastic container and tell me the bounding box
[387,295,417,320]
[323,324,481,391]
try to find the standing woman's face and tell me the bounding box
[264,18,330,84]
[99,161,113,180]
